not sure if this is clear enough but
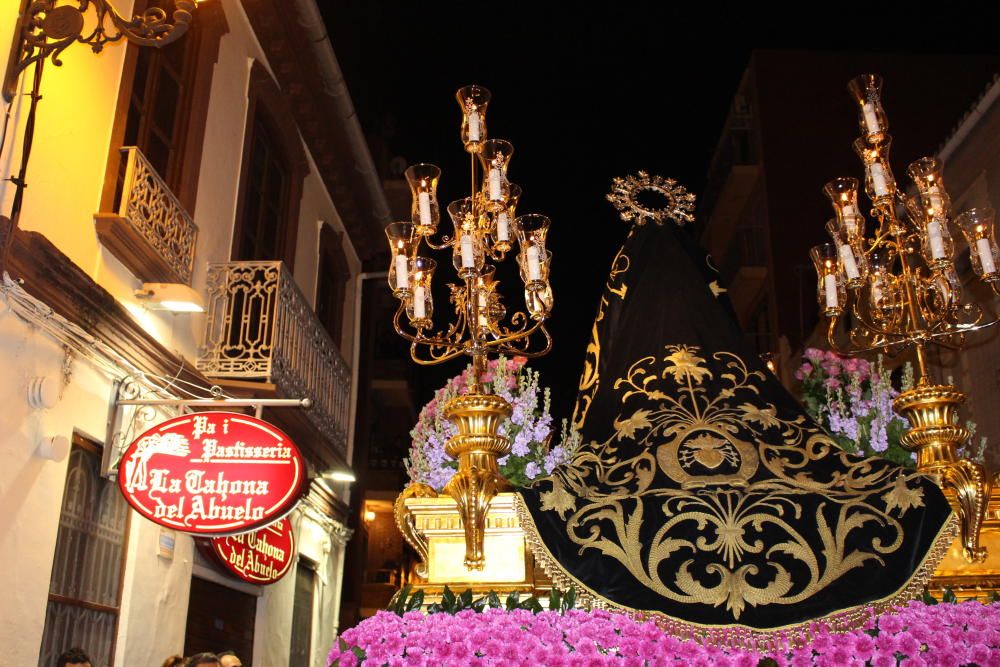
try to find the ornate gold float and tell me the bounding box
[396,484,1000,603]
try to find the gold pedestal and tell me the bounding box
[893,383,993,562]
[440,393,513,570]
[394,491,549,603]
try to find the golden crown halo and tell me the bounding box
[607,171,697,226]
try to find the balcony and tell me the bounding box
[197,261,351,464]
[94,147,198,284]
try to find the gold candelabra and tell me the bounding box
[811,74,997,562]
[387,86,553,569]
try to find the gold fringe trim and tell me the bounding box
[513,492,959,653]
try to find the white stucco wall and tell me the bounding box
[0,0,361,664]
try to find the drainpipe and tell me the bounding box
[345,270,387,498]
[290,0,392,235]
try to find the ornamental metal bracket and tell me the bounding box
[3,0,198,102]
[102,372,310,479]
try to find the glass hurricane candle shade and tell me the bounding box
[478,139,514,211]
[904,196,955,267]
[907,157,952,221]
[517,246,552,288]
[386,222,418,296]
[405,257,436,325]
[823,177,866,242]
[513,213,551,251]
[405,164,442,235]
[956,207,1000,279]
[457,85,491,152]
[489,183,521,252]
[524,282,554,321]
[867,249,896,316]
[852,137,895,202]
[931,266,963,309]
[810,243,845,314]
[848,74,888,143]
[824,219,867,287]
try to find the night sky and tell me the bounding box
[321,3,1000,419]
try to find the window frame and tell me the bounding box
[38,433,132,667]
[99,0,228,215]
[230,61,308,269]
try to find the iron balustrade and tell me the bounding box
[197,261,351,458]
[116,146,198,284]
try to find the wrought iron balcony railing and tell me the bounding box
[196,261,351,458]
[94,146,198,284]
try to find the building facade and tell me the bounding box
[0,1,389,665]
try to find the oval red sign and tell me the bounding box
[118,412,309,535]
[205,518,296,584]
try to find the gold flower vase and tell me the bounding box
[893,383,993,563]
[440,392,513,570]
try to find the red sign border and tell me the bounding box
[197,517,297,585]
[117,411,311,536]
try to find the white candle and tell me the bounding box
[977,238,996,274]
[527,245,542,281]
[862,102,880,135]
[870,163,890,197]
[418,191,432,226]
[872,280,884,307]
[839,244,860,280]
[468,110,481,141]
[841,204,860,238]
[824,274,838,309]
[394,255,409,289]
[413,285,426,318]
[460,235,475,268]
[496,212,510,241]
[926,220,946,260]
[488,168,503,201]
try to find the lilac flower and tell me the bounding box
[405,356,581,490]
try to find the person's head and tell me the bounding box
[161,656,185,667]
[185,654,220,667]
[217,651,242,667]
[56,648,91,667]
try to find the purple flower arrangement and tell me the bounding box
[796,347,915,466]
[405,356,582,490]
[328,600,1000,666]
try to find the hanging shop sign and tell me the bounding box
[199,517,296,584]
[118,412,309,535]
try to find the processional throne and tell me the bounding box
[395,174,1000,645]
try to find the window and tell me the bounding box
[101,0,228,213]
[236,116,290,262]
[288,558,317,667]
[37,435,130,667]
[316,225,350,344]
[232,62,308,267]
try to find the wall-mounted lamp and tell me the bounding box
[324,470,357,483]
[135,282,205,313]
[363,510,376,524]
[3,0,205,102]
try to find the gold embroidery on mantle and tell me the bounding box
[534,344,943,621]
[571,234,632,430]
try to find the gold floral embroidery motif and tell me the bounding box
[572,240,631,430]
[538,344,932,620]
